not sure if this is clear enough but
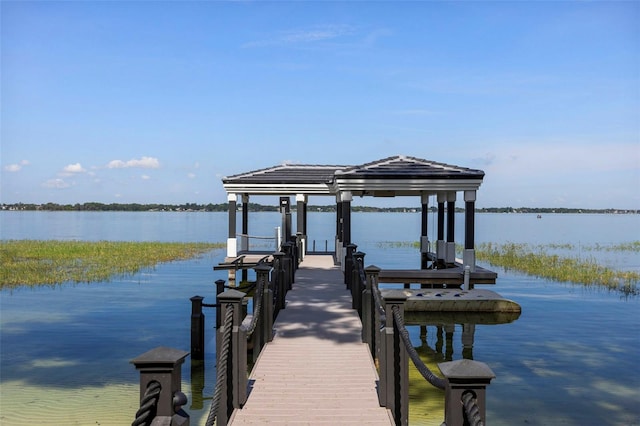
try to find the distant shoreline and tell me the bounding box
[1,202,637,214]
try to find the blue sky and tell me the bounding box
[2,1,638,208]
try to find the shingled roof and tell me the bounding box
[222,155,485,196]
[335,155,484,180]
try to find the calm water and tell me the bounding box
[1,211,639,425]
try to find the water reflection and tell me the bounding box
[406,311,521,425]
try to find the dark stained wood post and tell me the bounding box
[272,252,286,313]
[341,191,352,247]
[131,347,190,424]
[438,359,495,426]
[464,190,477,273]
[255,264,274,344]
[190,296,205,361]
[336,195,343,260]
[217,289,247,424]
[296,194,307,258]
[241,193,249,281]
[380,290,409,425]
[446,191,456,264]
[352,251,365,315]
[344,243,357,288]
[362,265,380,357]
[215,279,226,330]
[227,193,237,257]
[436,192,446,266]
[420,193,429,269]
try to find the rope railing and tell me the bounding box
[371,278,386,322]
[205,303,234,426]
[224,281,257,292]
[132,380,161,426]
[354,249,494,426]
[241,278,263,339]
[391,304,446,390]
[462,391,485,426]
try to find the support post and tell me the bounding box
[227,193,237,257]
[464,190,477,273]
[344,243,357,288]
[255,264,274,347]
[436,192,446,267]
[341,191,352,268]
[215,279,226,330]
[272,252,286,313]
[190,296,205,361]
[362,265,380,356]
[380,291,409,425]
[217,289,247,424]
[296,193,307,258]
[438,359,495,426]
[241,193,249,282]
[336,196,343,263]
[282,242,294,288]
[420,192,430,269]
[352,251,365,315]
[446,191,456,265]
[131,346,190,425]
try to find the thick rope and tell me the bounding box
[225,281,257,292]
[462,391,485,426]
[242,278,263,338]
[205,304,235,426]
[392,305,447,390]
[132,380,161,426]
[372,282,386,323]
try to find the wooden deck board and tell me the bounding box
[229,255,393,425]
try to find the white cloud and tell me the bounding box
[187,173,196,179]
[63,163,86,173]
[141,175,151,180]
[243,24,355,48]
[4,160,30,172]
[42,178,71,189]
[4,164,22,172]
[107,156,160,169]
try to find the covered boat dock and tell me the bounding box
[220,154,496,286]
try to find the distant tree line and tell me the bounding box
[1,202,637,214]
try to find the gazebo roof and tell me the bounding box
[222,155,485,196]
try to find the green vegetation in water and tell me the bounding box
[476,242,639,294]
[0,240,225,289]
[376,241,640,294]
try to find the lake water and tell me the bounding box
[1,211,639,425]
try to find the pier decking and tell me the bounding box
[229,254,394,425]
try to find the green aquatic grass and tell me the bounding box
[0,240,225,289]
[376,240,640,294]
[475,242,639,294]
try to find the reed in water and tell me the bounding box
[0,240,223,288]
[376,240,640,294]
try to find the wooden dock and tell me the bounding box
[229,254,394,425]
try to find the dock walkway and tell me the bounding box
[229,255,393,425]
